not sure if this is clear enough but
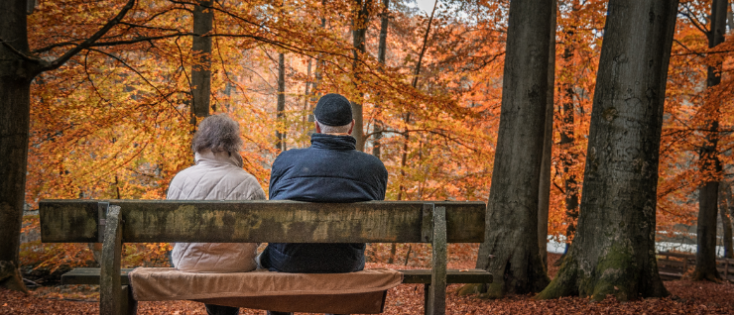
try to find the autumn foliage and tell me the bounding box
[10,0,734,298]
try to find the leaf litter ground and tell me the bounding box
[2,252,734,314]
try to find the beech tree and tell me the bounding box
[372,0,390,159]
[693,0,728,282]
[191,0,214,122]
[275,52,287,151]
[474,0,554,297]
[538,0,558,268]
[350,0,372,151]
[538,0,678,301]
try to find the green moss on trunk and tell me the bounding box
[536,252,579,300]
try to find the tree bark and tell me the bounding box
[0,0,33,293]
[372,0,390,160]
[537,0,677,301]
[693,0,727,282]
[475,0,553,297]
[538,0,558,270]
[350,0,372,152]
[191,0,213,123]
[559,1,580,258]
[302,58,312,145]
[719,182,733,259]
[275,52,286,151]
[307,2,327,132]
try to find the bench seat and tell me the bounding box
[61,267,492,286]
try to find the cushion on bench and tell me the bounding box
[129,267,403,314]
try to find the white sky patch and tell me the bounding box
[411,0,438,14]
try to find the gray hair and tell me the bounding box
[192,114,243,155]
[316,120,351,134]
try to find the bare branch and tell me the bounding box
[34,0,136,74]
[0,38,39,62]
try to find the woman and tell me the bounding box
[168,114,265,273]
[168,114,263,315]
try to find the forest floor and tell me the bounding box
[2,253,734,314]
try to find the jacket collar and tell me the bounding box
[195,149,243,168]
[310,133,356,151]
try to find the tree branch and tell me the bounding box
[0,38,39,62]
[33,0,136,74]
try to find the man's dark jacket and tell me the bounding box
[260,133,388,273]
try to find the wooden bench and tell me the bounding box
[40,200,491,315]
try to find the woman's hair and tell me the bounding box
[192,114,243,155]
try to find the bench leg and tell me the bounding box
[121,285,138,315]
[425,205,447,315]
[100,205,123,315]
[423,284,430,313]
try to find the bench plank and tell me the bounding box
[60,268,492,285]
[40,200,486,243]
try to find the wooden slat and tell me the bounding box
[61,268,134,285]
[40,200,486,243]
[60,268,492,285]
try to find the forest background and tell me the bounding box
[4,0,734,287]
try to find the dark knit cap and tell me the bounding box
[314,93,353,126]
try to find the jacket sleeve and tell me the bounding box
[268,155,286,200]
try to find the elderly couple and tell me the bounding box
[166,93,388,315]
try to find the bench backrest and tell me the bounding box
[40,200,486,243]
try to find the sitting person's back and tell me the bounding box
[260,93,388,274]
[168,114,265,273]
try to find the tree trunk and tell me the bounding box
[537,0,677,301]
[719,182,733,259]
[559,1,580,258]
[350,0,372,152]
[475,0,553,297]
[191,0,213,123]
[302,58,312,145]
[275,52,287,151]
[307,3,327,132]
[372,0,390,160]
[0,0,34,293]
[538,0,558,270]
[693,0,727,282]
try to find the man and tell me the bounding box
[260,93,388,315]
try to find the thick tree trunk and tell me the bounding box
[719,183,733,259]
[537,0,677,301]
[275,52,286,151]
[0,0,34,293]
[350,0,371,152]
[538,0,558,270]
[372,0,390,159]
[475,0,553,297]
[694,0,728,282]
[191,0,213,123]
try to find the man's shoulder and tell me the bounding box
[351,150,387,170]
[273,148,310,166]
